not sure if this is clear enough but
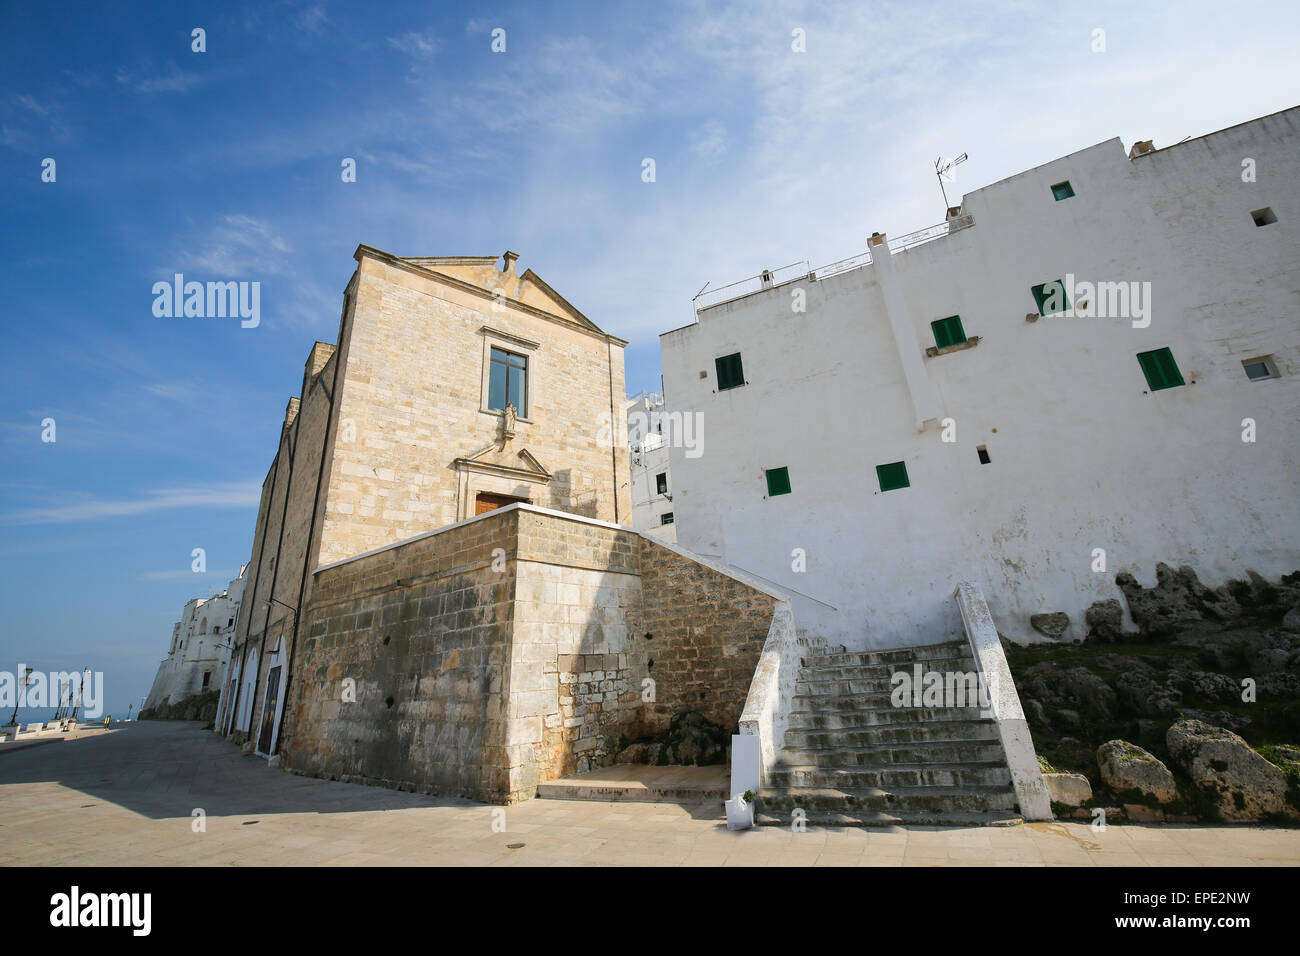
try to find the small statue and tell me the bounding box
[502,402,517,439]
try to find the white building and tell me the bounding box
[626,391,677,541]
[660,107,1300,649]
[143,566,247,711]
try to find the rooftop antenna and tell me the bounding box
[935,153,968,212]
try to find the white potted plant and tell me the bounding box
[725,789,756,830]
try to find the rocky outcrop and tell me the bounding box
[1166,719,1300,822]
[1043,772,1092,807]
[616,711,730,766]
[1030,612,1071,640]
[1084,599,1125,642]
[1096,739,1178,804]
[139,690,220,723]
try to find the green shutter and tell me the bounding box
[716,352,744,389]
[931,316,966,349]
[876,461,909,492]
[1031,281,1069,315]
[765,467,792,496]
[1051,181,1074,201]
[1137,347,1184,391]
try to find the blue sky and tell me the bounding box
[1,0,1297,720]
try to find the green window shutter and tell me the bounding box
[765,466,792,497]
[876,461,909,492]
[1138,347,1184,391]
[716,352,744,389]
[1051,181,1074,201]
[1031,280,1069,315]
[931,316,966,349]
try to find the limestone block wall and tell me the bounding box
[282,510,517,800]
[317,252,630,568]
[633,537,778,735]
[280,505,785,804]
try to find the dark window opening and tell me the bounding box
[977,446,991,464]
[1251,207,1277,227]
[202,672,211,689]
[488,347,528,416]
[655,472,667,495]
[660,512,674,525]
[1243,357,1277,381]
[715,352,745,390]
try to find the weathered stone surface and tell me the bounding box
[1064,667,1117,719]
[1116,672,1181,716]
[1117,564,1243,638]
[139,690,220,724]
[646,711,730,766]
[1124,803,1166,823]
[1043,772,1092,807]
[1096,739,1178,804]
[1030,612,1071,640]
[1166,719,1300,822]
[1085,599,1124,642]
[1188,671,1241,704]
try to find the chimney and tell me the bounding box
[1128,139,1155,160]
[501,250,519,275]
[869,232,887,247]
[945,205,964,221]
[760,269,774,289]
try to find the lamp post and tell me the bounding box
[9,667,33,726]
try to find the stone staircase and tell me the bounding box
[756,639,1023,827]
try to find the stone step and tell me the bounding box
[766,762,1012,790]
[535,766,726,805]
[757,785,1018,815]
[778,739,1007,766]
[796,656,978,683]
[786,706,990,729]
[814,642,972,668]
[755,808,1023,828]
[783,720,1000,749]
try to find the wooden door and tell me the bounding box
[476,492,528,515]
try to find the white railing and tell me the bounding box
[737,604,824,787]
[953,581,1052,821]
[810,250,873,280]
[693,261,809,313]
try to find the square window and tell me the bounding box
[715,352,745,390]
[1251,207,1277,227]
[765,466,792,497]
[660,512,674,525]
[977,445,991,464]
[876,461,909,492]
[1051,181,1075,201]
[488,347,528,416]
[1242,356,1278,381]
[1136,347,1185,391]
[655,472,668,495]
[1031,280,1070,316]
[931,315,967,349]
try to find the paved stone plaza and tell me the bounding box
[1,722,1297,867]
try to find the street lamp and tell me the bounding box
[9,667,33,726]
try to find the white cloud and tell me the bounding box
[115,63,202,94]
[1,481,262,526]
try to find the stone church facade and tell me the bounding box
[216,247,635,761]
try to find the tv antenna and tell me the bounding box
[935,153,968,211]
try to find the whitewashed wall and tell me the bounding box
[661,109,1300,649]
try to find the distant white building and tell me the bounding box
[143,566,247,711]
[661,107,1300,649]
[626,391,677,541]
